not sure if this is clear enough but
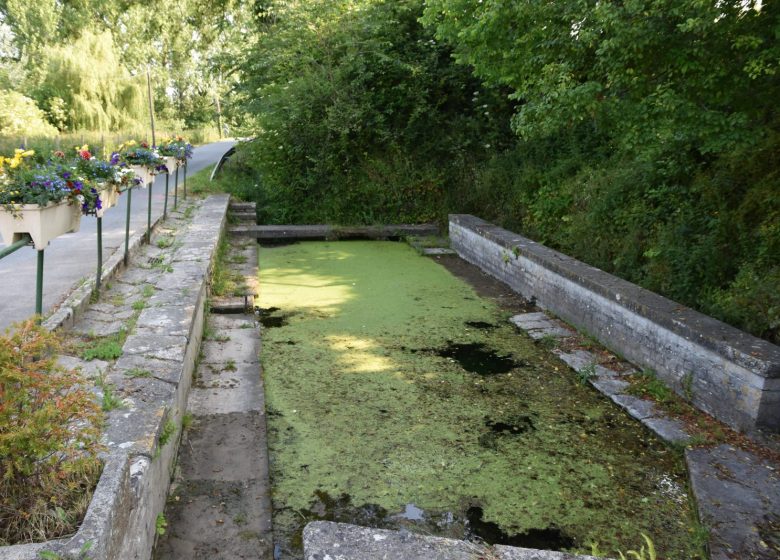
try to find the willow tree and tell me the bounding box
[36,30,146,131]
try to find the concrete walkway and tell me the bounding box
[0,140,236,332]
[155,209,273,560]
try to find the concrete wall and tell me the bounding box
[449,214,780,433]
[0,195,230,560]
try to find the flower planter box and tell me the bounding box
[130,165,155,188]
[96,185,120,218]
[0,200,82,250]
[164,157,178,174]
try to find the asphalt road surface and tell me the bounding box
[0,140,236,331]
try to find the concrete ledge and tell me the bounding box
[303,522,606,560]
[230,223,438,240]
[449,214,780,432]
[0,195,230,560]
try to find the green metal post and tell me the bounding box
[174,167,179,209]
[183,160,188,200]
[35,249,44,319]
[164,172,169,219]
[147,178,153,243]
[124,186,133,266]
[96,217,103,293]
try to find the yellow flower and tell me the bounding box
[21,150,34,157]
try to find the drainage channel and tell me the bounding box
[154,208,273,560]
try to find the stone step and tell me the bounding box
[229,201,256,211]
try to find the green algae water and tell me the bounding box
[258,241,703,559]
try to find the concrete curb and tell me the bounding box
[0,195,230,560]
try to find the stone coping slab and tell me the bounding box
[303,522,608,560]
[0,195,230,560]
[450,214,780,432]
[230,223,438,240]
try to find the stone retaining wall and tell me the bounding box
[449,214,780,432]
[0,195,230,560]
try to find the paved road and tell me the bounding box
[0,140,236,331]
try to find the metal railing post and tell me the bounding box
[35,249,44,319]
[174,167,179,209]
[96,216,103,293]
[164,172,169,219]
[124,186,133,266]
[183,159,188,200]
[147,177,153,243]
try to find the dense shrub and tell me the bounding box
[0,90,58,137]
[238,0,514,225]
[236,0,780,343]
[0,321,103,545]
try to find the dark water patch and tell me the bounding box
[465,321,497,330]
[485,415,535,435]
[436,342,520,375]
[398,503,425,521]
[256,307,288,329]
[466,506,575,550]
[261,316,287,328]
[258,306,281,314]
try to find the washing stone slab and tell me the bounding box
[302,521,609,560]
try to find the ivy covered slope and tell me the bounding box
[234,0,779,344]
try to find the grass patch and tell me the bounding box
[628,369,674,404]
[81,336,124,361]
[211,237,247,297]
[124,368,152,378]
[156,235,175,249]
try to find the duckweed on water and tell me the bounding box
[258,241,703,559]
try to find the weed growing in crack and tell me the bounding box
[159,419,177,447]
[96,371,123,412]
[124,368,152,378]
[155,513,167,536]
[576,363,597,385]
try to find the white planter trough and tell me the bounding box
[130,165,155,188]
[96,185,120,218]
[164,157,178,174]
[0,200,82,250]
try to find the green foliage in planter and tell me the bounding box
[0,320,103,545]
